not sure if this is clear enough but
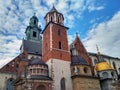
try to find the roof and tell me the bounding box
[21,40,42,55]
[70,33,92,65]
[44,6,63,19]
[71,55,88,65]
[50,5,58,12]
[88,52,120,60]
[95,61,114,72]
[30,15,38,21]
[29,58,47,66]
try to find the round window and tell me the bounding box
[102,72,108,78]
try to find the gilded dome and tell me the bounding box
[95,61,114,72]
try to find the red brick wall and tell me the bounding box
[73,37,92,65]
[42,23,71,62]
[17,60,28,77]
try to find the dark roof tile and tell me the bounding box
[71,55,88,65]
[29,58,47,66]
[22,40,42,55]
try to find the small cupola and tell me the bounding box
[29,13,39,27]
[44,6,64,26]
[94,46,117,80]
[25,14,42,42]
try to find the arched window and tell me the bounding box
[111,71,114,77]
[83,67,88,74]
[94,59,98,65]
[59,41,62,49]
[102,72,108,78]
[58,17,60,23]
[6,78,14,90]
[51,17,53,22]
[33,31,37,37]
[34,20,36,24]
[61,78,66,90]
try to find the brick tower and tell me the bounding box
[42,6,72,90]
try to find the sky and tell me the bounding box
[0,0,120,68]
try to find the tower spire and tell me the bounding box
[50,5,58,12]
[76,32,78,37]
[96,44,104,62]
[96,44,101,55]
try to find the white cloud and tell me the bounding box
[83,11,120,58]
[88,5,104,12]
[0,58,13,68]
[0,0,109,68]
[0,34,21,60]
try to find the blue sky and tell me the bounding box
[0,0,120,67]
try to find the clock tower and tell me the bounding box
[42,6,72,90]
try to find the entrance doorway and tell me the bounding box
[36,85,46,90]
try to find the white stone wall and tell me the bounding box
[0,72,16,90]
[46,59,73,90]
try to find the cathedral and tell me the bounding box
[0,6,120,90]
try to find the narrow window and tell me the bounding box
[34,20,36,24]
[111,72,115,77]
[94,59,98,65]
[51,17,52,22]
[33,31,37,37]
[83,67,88,73]
[61,78,66,90]
[58,17,60,23]
[6,78,14,90]
[30,69,32,73]
[58,29,61,36]
[59,41,62,49]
